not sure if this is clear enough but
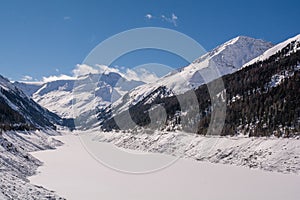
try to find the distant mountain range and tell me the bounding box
[14,73,144,119]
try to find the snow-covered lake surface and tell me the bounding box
[29,133,300,200]
[0,192,6,200]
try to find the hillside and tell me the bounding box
[104,36,273,120]
[15,72,144,119]
[99,35,300,137]
[0,75,70,130]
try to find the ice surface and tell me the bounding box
[0,130,64,200]
[29,133,300,200]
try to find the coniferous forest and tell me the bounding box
[100,41,300,137]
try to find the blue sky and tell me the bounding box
[0,0,299,81]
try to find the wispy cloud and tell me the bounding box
[124,68,159,83]
[73,64,158,82]
[63,16,71,21]
[145,13,178,27]
[161,13,178,26]
[35,64,159,84]
[21,75,33,81]
[72,64,99,77]
[71,64,122,77]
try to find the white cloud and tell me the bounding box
[124,68,159,83]
[161,13,178,26]
[145,13,178,26]
[123,68,138,81]
[42,74,75,83]
[145,14,153,19]
[39,64,159,84]
[172,13,178,21]
[117,65,125,70]
[138,68,159,82]
[72,64,99,77]
[21,75,33,81]
[74,64,159,83]
[95,64,121,74]
[72,64,121,77]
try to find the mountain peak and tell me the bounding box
[105,35,274,116]
[193,36,273,70]
[223,35,252,45]
[219,35,270,47]
[0,74,19,92]
[234,35,258,40]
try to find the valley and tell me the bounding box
[29,132,300,200]
[0,33,299,199]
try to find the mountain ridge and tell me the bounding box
[242,34,300,68]
[97,35,273,129]
[15,72,145,118]
[0,75,69,130]
[99,34,300,137]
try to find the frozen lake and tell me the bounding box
[29,134,300,200]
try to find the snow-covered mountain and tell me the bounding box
[89,34,300,189]
[15,36,273,122]
[16,72,144,118]
[106,36,273,117]
[2,34,299,200]
[99,34,300,135]
[13,81,43,97]
[0,74,69,199]
[0,75,66,130]
[243,34,300,67]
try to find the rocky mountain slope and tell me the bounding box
[97,36,274,131]
[86,35,300,176]
[15,72,144,119]
[0,130,65,199]
[99,35,300,137]
[0,74,71,199]
[0,75,71,130]
[106,36,273,115]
